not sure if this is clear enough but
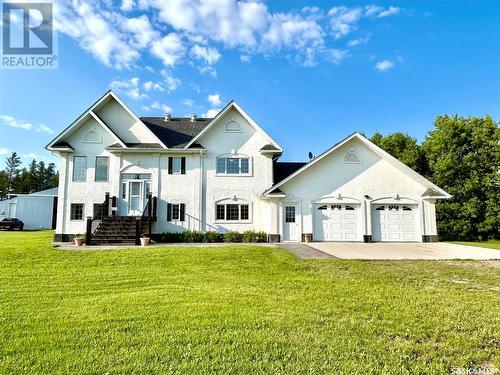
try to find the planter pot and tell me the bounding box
[74,237,84,246]
[140,237,150,247]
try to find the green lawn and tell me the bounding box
[450,239,500,250]
[0,231,499,374]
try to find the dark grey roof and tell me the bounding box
[273,162,308,184]
[140,117,211,148]
[260,144,281,152]
[52,141,73,149]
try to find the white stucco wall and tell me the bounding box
[275,138,436,241]
[197,107,273,233]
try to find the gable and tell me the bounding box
[46,91,167,152]
[65,117,116,153]
[185,101,282,151]
[264,133,450,198]
[194,107,271,156]
[94,96,159,145]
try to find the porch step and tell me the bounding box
[91,216,147,245]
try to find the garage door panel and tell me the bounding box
[314,204,359,241]
[372,205,417,242]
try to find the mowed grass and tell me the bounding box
[0,231,499,374]
[450,239,500,250]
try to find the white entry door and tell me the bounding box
[314,204,359,241]
[128,181,144,216]
[283,205,299,241]
[372,205,417,242]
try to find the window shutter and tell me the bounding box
[167,203,172,221]
[181,157,186,174]
[180,203,185,221]
[168,157,173,174]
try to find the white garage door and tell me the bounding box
[314,204,359,241]
[372,205,417,242]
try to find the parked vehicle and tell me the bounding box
[0,218,24,231]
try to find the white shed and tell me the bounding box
[0,188,58,229]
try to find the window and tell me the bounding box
[95,157,109,181]
[73,156,87,182]
[167,203,185,221]
[345,205,355,211]
[344,150,361,163]
[285,206,295,223]
[93,204,106,219]
[215,203,250,221]
[216,157,250,174]
[121,173,151,180]
[388,205,400,211]
[318,205,328,210]
[402,206,413,211]
[70,204,84,220]
[168,157,185,174]
[121,182,126,199]
[332,204,342,210]
[376,206,385,211]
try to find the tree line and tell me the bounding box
[370,115,499,241]
[0,152,58,199]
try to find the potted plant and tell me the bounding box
[140,234,150,247]
[74,234,84,246]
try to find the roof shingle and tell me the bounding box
[140,117,211,148]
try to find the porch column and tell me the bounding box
[363,198,373,243]
[268,198,281,243]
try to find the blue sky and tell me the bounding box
[1,0,499,167]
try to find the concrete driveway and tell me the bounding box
[306,242,500,260]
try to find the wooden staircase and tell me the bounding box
[91,216,138,245]
[86,192,157,246]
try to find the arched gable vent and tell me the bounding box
[224,120,242,133]
[83,129,102,143]
[344,149,361,163]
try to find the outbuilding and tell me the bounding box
[0,188,58,229]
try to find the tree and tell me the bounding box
[423,115,500,240]
[5,152,21,195]
[370,132,429,176]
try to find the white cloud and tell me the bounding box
[348,35,370,46]
[375,59,394,71]
[143,102,173,113]
[110,77,148,99]
[53,1,402,70]
[208,94,222,106]
[0,115,53,133]
[329,49,349,64]
[143,81,164,92]
[203,109,220,118]
[121,0,134,12]
[182,99,194,106]
[190,45,221,65]
[0,148,10,155]
[161,70,181,91]
[151,33,185,66]
[240,54,251,62]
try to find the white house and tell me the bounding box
[46,91,450,244]
[0,187,58,229]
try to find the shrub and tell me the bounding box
[182,231,204,243]
[242,230,268,243]
[223,231,243,243]
[161,232,183,243]
[203,231,222,243]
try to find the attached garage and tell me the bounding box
[314,204,360,241]
[372,204,417,242]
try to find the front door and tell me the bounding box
[128,181,144,216]
[283,205,299,241]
